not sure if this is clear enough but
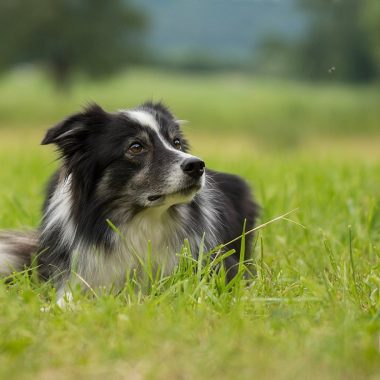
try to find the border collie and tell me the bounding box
[0,102,259,305]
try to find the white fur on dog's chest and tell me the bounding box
[123,208,181,272]
[72,209,181,291]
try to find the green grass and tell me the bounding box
[0,70,379,379]
[0,68,380,145]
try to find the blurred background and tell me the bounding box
[0,0,379,147]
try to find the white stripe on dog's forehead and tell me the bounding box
[122,109,196,160]
[124,110,160,134]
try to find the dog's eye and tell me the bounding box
[128,143,144,155]
[173,138,182,150]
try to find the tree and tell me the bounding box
[296,0,378,83]
[361,0,380,77]
[0,0,147,88]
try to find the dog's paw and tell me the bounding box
[40,291,74,312]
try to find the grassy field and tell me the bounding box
[0,70,379,379]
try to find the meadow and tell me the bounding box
[0,69,379,380]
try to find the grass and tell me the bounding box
[0,70,379,379]
[0,68,380,145]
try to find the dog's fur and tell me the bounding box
[0,102,259,302]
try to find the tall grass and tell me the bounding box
[0,71,379,379]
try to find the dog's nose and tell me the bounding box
[181,158,205,179]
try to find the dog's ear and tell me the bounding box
[41,114,83,146]
[41,104,108,147]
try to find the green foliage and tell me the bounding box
[257,0,380,83]
[296,0,379,82]
[0,128,379,379]
[0,69,379,147]
[361,0,380,76]
[0,71,379,378]
[0,0,147,87]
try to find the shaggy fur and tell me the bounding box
[0,102,259,303]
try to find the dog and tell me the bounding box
[0,102,259,305]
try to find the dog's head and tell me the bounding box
[42,102,205,211]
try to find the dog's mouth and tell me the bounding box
[147,183,202,204]
[147,194,163,202]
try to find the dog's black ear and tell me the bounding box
[41,104,107,146]
[41,114,83,145]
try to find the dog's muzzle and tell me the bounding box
[146,157,205,205]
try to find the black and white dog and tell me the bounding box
[0,102,259,304]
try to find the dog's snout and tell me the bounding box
[181,158,205,179]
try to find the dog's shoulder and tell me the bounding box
[206,168,252,199]
[206,168,259,222]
